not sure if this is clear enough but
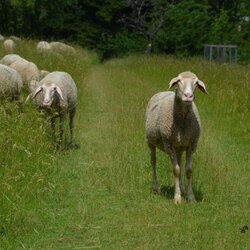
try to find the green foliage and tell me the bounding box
[101,29,147,58]
[155,0,212,56]
[0,1,250,61]
[210,9,234,44]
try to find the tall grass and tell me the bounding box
[0,41,249,249]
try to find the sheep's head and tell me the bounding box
[33,82,63,107]
[169,71,207,103]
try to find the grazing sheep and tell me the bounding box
[145,71,207,204]
[50,41,76,54]
[36,41,52,53]
[3,39,15,53]
[0,35,4,41]
[0,64,23,100]
[0,54,40,91]
[0,54,22,66]
[31,71,77,147]
[9,35,21,41]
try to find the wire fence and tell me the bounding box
[204,44,238,63]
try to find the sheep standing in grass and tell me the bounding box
[145,71,207,204]
[0,64,23,101]
[36,41,52,53]
[0,54,40,91]
[3,39,15,53]
[50,41,76,54]
[31,71,77,147]
[0,54,21,66]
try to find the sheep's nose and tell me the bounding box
[43,100,50,106]
[184,93,194,101]
[184,93,193,98]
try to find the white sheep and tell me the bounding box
[0,54,40,91]
[3,39,16,53]
[145,71,207,204]
[9,35,21,41]
[0,54,22,66]
[0,64,23,101]
[0,35,4,41]
[36,41,52,53]
[31,71,77,147]
[50,41,76,54]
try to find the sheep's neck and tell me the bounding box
[175,96,192,120]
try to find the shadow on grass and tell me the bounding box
[54,142,81,151]
[159,185,203,202]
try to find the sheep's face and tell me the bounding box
[43,84,58,106]
[177,77,196,103]
[169,71,207,104]
[33,83,63,107]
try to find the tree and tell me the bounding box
[155,0,212,56]
[120,0,168,51]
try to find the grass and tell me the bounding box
[0,41,249,249]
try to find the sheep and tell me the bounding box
[3,39,15,53]
[0,64,23,101]
[31,71,77,147]
[0,54,40,91]
[50,41,76,54]
[0,54,22,66]
[9,35,21,41]
[0,35,4,41]
[145,71,207,204]
[36,41,52,53]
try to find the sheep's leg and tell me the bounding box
[51,117,56,140]
[59,114,66,146]
[69,108,76,147]
[176,151,184,193]
[185,149,196,202]
[170,150,182,204]
[148,143,158,193]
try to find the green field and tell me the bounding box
[0,41,249,249]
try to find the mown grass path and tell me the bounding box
[1,47,249,249]
[48,57,249,249]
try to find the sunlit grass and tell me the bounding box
[0,42,249,249]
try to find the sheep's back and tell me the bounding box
[0,64,23,97]
[0,54,22,66]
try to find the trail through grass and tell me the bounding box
[0,42,249,249]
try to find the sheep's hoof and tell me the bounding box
[174,194,181,205]
[68,142,80,150]
[187,195,196,203]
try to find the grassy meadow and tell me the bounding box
[0,40,249,249]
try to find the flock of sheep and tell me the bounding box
[0,36,208,204]
[0,35,76,55]
[0,38,77,148]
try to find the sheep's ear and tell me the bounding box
[32,86,43,98]
[196,79,208,94]
[55,86,64,100]
[169,76,180,89]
